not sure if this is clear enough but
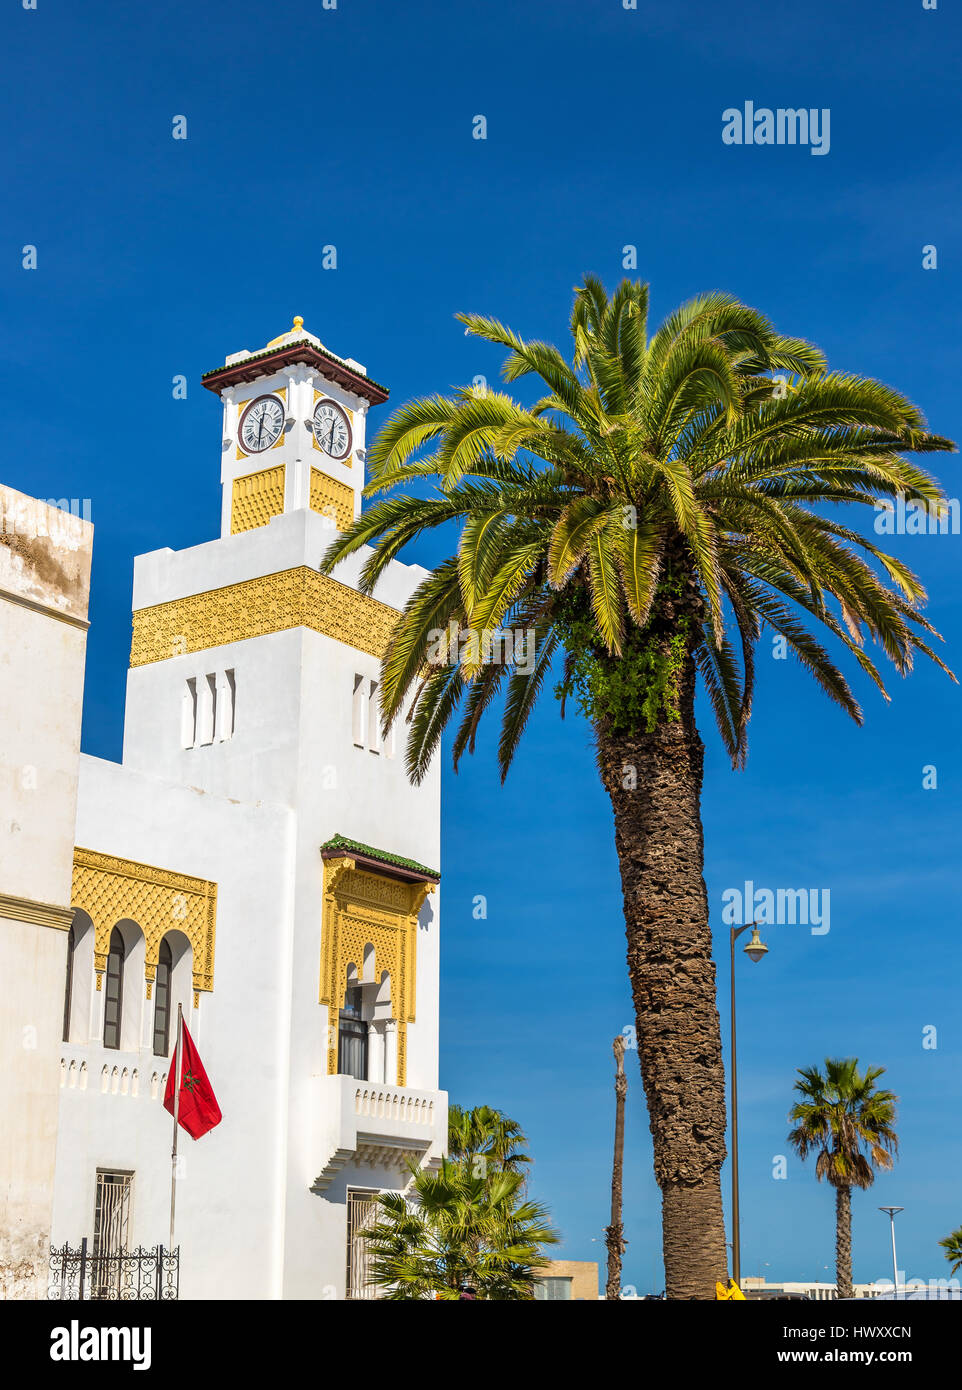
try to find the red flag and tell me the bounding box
[164,1021,222,1140]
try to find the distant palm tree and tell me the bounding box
[938,1225,962,1276]
[605,1034,629,1299]
[322,277,953,1297]
[788,1058,899,1298]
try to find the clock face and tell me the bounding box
[239,395,285,453]
[312,399,352,461]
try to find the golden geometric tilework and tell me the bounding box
[319,857,434,1087]
[309,468,354,531]
[231,464,286,535]
[129,567,398,668]
[72,848,217,1005]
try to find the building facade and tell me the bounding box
[3,318,448,1299]
[0,488,93,1298]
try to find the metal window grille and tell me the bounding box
[346,1189,380,1300]
[92,1170,132,1297]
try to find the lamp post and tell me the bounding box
[730,921,769,1288]
[879,1206,904,1298]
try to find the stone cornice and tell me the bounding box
[0,891,75,930]
[0,584,90,631]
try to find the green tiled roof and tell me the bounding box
[320,834,439,881]
[202,338,388,396]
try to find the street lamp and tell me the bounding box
[879,1206,904,1298]
[730,920,769,1287]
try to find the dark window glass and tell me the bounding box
[153,937,173,1057]
[62,921,77,1043]
[338,986,368,1080]
[103,928,125,1050]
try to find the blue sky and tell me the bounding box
[4,0,961,1291]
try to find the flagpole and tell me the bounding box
[169,1003,184,1251]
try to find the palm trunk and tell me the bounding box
[596,647,728,1301]
[835,1186,853,1299]
[604,1036,628,1299]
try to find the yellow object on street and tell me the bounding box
[715,1279,747,1300]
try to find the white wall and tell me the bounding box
[0,486,92,1298]
[53,757,296,1300]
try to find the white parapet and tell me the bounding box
[310,1074,447,1193]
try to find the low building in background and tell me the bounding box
[534,1259,599,1301]
[742,1275,883,1301]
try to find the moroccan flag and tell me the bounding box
[164,1021,222,1140]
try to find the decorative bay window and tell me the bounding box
[320,836,439,1088]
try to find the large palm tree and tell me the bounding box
[787,1057,899,1298]
[321,277,953,1298]
[938,1225,962,1277]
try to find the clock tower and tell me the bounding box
[201,316,389,541]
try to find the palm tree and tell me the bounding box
[447,1103,530,1176]
[938,1225,962,1276]
[365,1105,557,1299]
[787,1058,899,1298]
[321,277,953,1298]
[605,1034,628,1299]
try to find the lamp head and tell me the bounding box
[743,925,769,964]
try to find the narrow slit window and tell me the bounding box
[352,674,366,748]
[216,669,235,742]
[368,680,381,755]
[181,679,198,749]
[196,674,216,745]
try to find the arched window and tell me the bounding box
[338,985,369,1080]
[153,938,173,1057]
[103,928,125,1050]
[62,921,77,1042]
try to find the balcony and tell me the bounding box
[310,1074,447,1193]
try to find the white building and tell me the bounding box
[2,317,448,1300]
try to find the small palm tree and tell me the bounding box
[938,1225,962,1276]
[447,1103,530,1175]
[365,1105,557,1299]
[788,1058,899,1298]
[322,277,953,1297]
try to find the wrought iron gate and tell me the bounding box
[48,1239,180,1300]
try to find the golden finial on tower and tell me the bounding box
[266,315,307,349]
